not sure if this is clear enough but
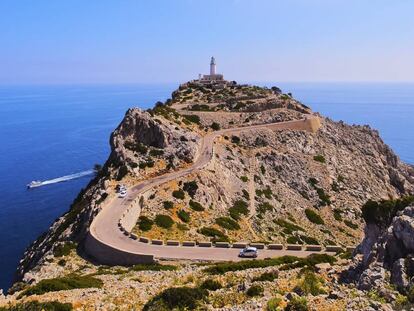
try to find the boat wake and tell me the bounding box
[27,170,95,189]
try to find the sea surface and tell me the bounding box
[0,82,413,291]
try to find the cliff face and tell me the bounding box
[12,83,414,309]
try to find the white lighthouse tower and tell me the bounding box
[197,56,224,84]
[210,56,216,76]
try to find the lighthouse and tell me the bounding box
[197,57,225,84]
[210,56,216,76]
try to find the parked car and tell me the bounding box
[239,247,258,258]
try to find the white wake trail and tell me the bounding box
[27,169,95,188]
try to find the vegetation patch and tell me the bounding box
[155,214,174,229]
[305,209,325,225]
[240,176,249,182]
[257,202,274,215]
[279,254,336,271]
[143,286,207,311]
[18,275,103,298]
[294,271,326,295]
[131,263,177,272]
[246,284,264,297]
[177,210,190,223]
[211,122,220,130]
[205,256,300,274]
[189,200,205,211]
[313,154,326,163]
[172,189,185,200]
[274,219,304,235]
[215,217,240,230]
[53,242,77,257]
[124,141,148,154]
[182,114,201,124]
[183,180,198,197]
[333,208,343,221]
[199,227,229,242]
[0,301,73,311]
[252,271,279,282]
[344,219,358,230]
[231,135,240,144]
[229,200,249,220]
[285,296,309,311]
[163,200,174,210]
[361,196,414,228]
[200,279,222,291]
[138,216,153,231]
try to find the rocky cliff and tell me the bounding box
[6,82,414,310]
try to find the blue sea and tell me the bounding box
[0,83,413,291]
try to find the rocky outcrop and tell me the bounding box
[346,204,414,294]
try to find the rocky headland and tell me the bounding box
[1,81,414,310]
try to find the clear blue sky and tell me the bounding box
[1,0,413,84]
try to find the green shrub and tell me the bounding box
[138,216,153,231]
[246,284,264,297]
[53,242,77,257]
[0,301,73,311]
[172,189,185,199]
[260,164,266,174]
[333,209,342,221]
[117,165,128,181]
[274,219,304,234]
[177,210,190,223]
[215,217,240,230]
[205,256,299,274]
[252,271,278,282]
[313,155,326,163]
[344,219,358,229]
[57,259,66,267]
[257,202,274,214]
[305,209,324,225]
[231,135,240,144]
[163,201,174,210]
[285,296,308,311]
[200,279,222,291]
[149,149,164,157]
[279,254,336,271]
[240,176,249,182]
[155,215,174,229]
[295,271,326,295]
[189,200,205,211]
[183,114,201,124]
[183,181,198,197]
[287,236,301,244]
[131,263,177,272]
[361,196,414,228]
[267,296,283,311]
[315,187,331,206]
[299,235,319,245]
[19,275,103,298]
[143,286,207,311]
[242,189,250,200]
[211,122,220,130]
[229,200,249,220]
[199,227,229,242]
[124,141,148,154]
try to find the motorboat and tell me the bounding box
[27,181,42,189]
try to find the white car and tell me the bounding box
[239,247,258,258]
[118,190,127,198]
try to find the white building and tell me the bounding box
[198,57,224,82]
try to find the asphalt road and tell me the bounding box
[89,116,325,262]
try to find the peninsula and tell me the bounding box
[2,58,414,311]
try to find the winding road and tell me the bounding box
[85,116,325,265]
